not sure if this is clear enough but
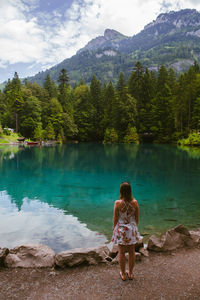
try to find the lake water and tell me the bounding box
[0,143,200,253]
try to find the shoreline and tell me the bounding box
[1,224,200,269]
[1,245,200,299]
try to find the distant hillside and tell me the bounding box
[0,82,6,91]
[27,9,200,86]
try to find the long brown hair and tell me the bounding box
[119,182,133,202]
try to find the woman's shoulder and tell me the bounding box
[115,199,123,205]
[114,199,124,208]
[131,198,139,208]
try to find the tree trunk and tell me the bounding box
[15,113,18,133]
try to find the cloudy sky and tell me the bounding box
[0,0,200,82]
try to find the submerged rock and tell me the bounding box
[55,246,110,268]
[5,244,55,268]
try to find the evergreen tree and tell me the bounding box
[89,75,104,140]
[128,62,144,129]
[123,126,139,144]
[116,72,126,97]
[74,84,95,141]
[47,97,63,137]
[103,128,118,143]
[4,72,24,132]
[44,122,55,140]
[20,96,42,138]
[58,68,69,91]
[192,97,200,130]
[139,68,156,133]
[33,124,43,140]
[102,81,116,130]
[43,74,57,99]
[58,69,72,112]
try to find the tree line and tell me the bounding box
[0,62,200,144]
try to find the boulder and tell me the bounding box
[135,241,144,252]
[55,246,110,268]
[148,225,200,252]
[147,235,164,251]
[187,229,200,247]
[139,247,149,257]
[5,244,55,268]
[109,244,118,258]
[0,248,9,267]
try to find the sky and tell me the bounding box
[0,0,200,83]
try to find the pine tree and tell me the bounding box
[102,81,116,130]
[4,72,24,132]
[20,96,42,138]
[43,74,57,99]
[74,84,95,141]
[89,75,104,140]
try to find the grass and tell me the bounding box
[0,132,21,144]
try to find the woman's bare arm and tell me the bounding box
[113,201,119,230]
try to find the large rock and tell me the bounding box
[5,244,55,268]
[135,241,144,252]
[148,225,200,252]
[139,247,149,257]
[147,235,164,251]
[188,228,200,247]
[55,246,110,268]
[108,244,118,258]
[0,248,9,267]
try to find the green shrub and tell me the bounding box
[178,132,200,146]
[123,126,139,144]
[3,127,11,136]
[0,123,3,136]
[103,128,118,143]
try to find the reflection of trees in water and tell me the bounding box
[0,144,200,234]
[178,145,200,159]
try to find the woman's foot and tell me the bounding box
[126,271,134,280]
[128,273,134,280]
[120,271,126,281]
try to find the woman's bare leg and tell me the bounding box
[128,245,135,278]
[118,244,126,279]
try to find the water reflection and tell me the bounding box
[0,191,107,252]
[0,143,200,249]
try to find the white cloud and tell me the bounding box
[0,1,47,65]
[0,0,200,81]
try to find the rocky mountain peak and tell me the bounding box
[77,28,128,54]
[144,9,200,30]
[104,29,127,40]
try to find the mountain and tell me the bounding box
[27,9,200,86]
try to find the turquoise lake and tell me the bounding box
[0,143,200,253]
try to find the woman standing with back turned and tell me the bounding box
[112,182,142,280]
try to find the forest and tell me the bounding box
[0,62,200,145]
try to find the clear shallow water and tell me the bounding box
[0,144,200,252]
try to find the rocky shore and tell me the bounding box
[1,225,199,269]
[0,225,200,299]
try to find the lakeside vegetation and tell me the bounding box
[0,62,200,145]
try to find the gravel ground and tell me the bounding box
[0,247,200,300]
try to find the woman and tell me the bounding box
[112,182,142,280]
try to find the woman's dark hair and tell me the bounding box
[120,182,133,202]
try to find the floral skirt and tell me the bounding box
[112,222,142,245]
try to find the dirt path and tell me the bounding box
[0,247,200,300]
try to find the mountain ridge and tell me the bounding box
[27,8,200,85]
